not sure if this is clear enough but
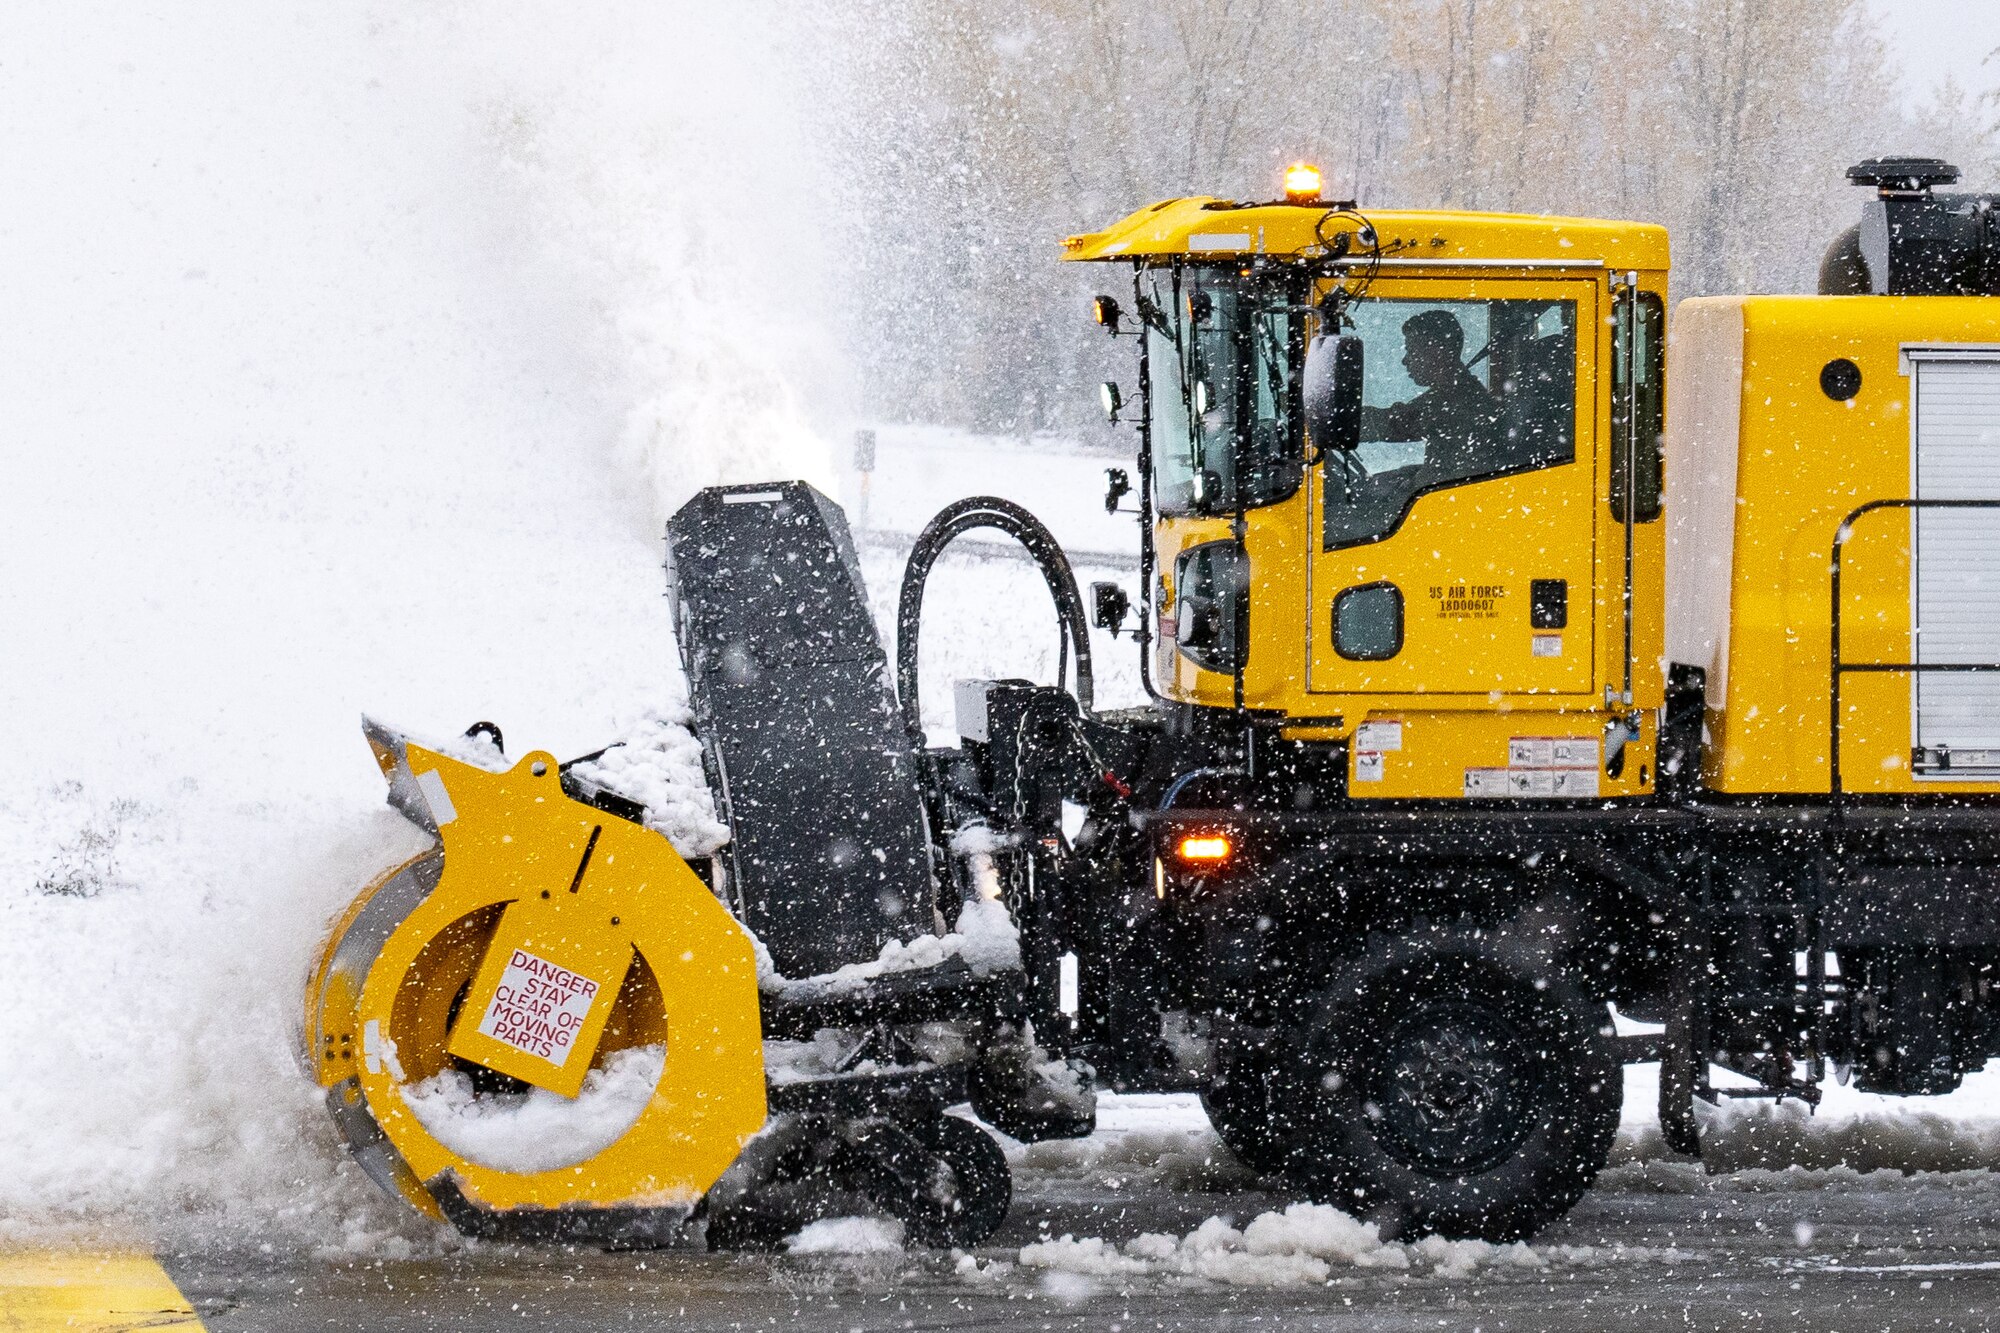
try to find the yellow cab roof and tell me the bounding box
[1061,196,1669,271]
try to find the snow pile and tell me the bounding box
[1605,1063,2000,1184]
[949,822,1019,857]
[1019,1204,1546,1286]
[763,1026,972,1087]
[0,809,439,1254]
[761,896,1022,998]
[1696,1096,2000,1177]
[566,706,732,858]
[400,1045,664,1175]
[786,1216,906,1255]
[949,898,1025,975]
[954,1252,1016,1283]
[432,727,513,774]
[1018,1204,1696,1288]
[1012,1118,1258,1195]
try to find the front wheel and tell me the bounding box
[1281,924,1621,1242]
[894,1115,1012,1248]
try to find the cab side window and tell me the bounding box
[1324,297,1577,549]
[1610,290,1664,522]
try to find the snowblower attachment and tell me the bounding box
[305,722,768,1241]
[306,483,1105,1249]
[303,472,1129,1251]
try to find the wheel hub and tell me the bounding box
[1364,1000,1538,1176]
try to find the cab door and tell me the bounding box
[1306,275,1598,699]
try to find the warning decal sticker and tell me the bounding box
[1508,736,1599,769]
[1353,719,1400,783]
[476,949,601,1065]
[1355,720,1403,752]
[1466,735,1602,798]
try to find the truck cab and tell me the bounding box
[1067,197,1668,800]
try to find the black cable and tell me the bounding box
[895,496,1095,750]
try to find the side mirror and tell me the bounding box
[1103,467,1131,514]
[1091,581,1131,636]
[1303,333,1364,455]
[1092,294,1122,334]
[1100,381,1124,424]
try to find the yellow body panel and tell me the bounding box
[307,735,767,1219]
[1281,709,1655,800]
[1064,198,1669,272]
[1668,295,2000,795]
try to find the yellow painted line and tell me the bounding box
[0,1251,204,1331]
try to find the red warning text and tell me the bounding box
[475,948,602,1064]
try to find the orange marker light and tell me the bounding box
[1177,834,1233,862]
[1283,162,1323,203]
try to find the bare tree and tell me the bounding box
[836,0,1993,430]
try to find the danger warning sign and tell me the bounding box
[475,948,601,1065]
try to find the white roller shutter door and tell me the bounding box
[1910,352,2000,769]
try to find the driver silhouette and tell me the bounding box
[1360,309,1500,477]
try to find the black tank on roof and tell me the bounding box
[1820,156,2000,297]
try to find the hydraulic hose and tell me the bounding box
[896,496,1094,749]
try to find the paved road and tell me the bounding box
[159,1190,2000,1333]
[154,1091,2000,1333]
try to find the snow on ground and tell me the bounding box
[785,1217,907,1256]
[994,1063,2000,1284]
[980,1073,2000,1292]
[1017,1206,1558,1286]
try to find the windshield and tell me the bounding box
[1143,266,1302,517]
[1324,295,1577,548]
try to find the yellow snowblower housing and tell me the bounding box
[1066,190,1669,800]
[305,720,766,1231]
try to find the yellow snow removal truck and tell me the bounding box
[308,156,2000,1246]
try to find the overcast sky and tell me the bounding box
[1871,0,2000,108]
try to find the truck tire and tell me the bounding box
[1280,923,1621,1242]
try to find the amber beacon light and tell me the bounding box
[1176,833,1233,863]
[1283,162,1323,204]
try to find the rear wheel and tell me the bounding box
[1280,924,1621,1241]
